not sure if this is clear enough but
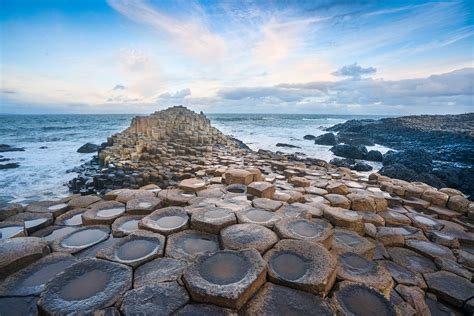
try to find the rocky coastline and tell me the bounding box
[1,106,473,315]
[325,113,474,197]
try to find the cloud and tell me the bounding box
[332,63,376,79]
[216,68,474,113]
[113,84,126,90]
[159,88,191,99]
[108,0,226,63]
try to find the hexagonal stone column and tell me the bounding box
[7,212,53,234]
[221,223,278,254]
[224,169,253,185]
[0,253,77,297]
[140,207,189,235]
[97,230,165,268]
[120,282,189,315]
[111,215,143,237]
[331,228,376,259]
[179,178,208,192]
[274,218,333,249]
[247,182,275,198]
[236,208,281,228]
[126,197,162,215]
[424,271,474,307]
[82,201,125,225]
[332,283,397,316]
[336,252,393,297]
[387,247,437,274]
[175,304,237,316]
[38,258,132,315]
[166,230,220,262]
[323,207,364,235]
[243,283,335,315]
[0,237,50,279]
[134,257,187,288]
[51,225,110,254]
[0,222,26,239]
[191,207,236,234]
[264,240,336,296]
[55,208,86,226]
[183,249,267,309]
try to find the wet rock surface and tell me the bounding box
[2,107,473,314]
[38,258,132,315]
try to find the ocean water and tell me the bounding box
[0,113,390,204]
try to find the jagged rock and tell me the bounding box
[366,150,383,162]
[77,143,100,153]
[330,144,367,159]
[314,133,338,146]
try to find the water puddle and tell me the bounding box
[60,270,110,301]
[96,207,124,218]
[115,239,158,262]
[270,252,308,280]
[156,216,187,229]
[199,252,248,285]
[0,226,23,239]
[289,221,320,238]
[246,210,273,222]
[61,229,108,248]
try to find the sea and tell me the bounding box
[0,113,391,205]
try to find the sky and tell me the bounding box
[0,0,473,114]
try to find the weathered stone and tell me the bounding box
[336,252,393,297]
[380,260,426,289]
[326,183,349,195]
[225,183,247,194]
[26,200,70,217]
[243,283,334,315]
[378,210,411,226]
[158,189,196,206]
[32,226,79,243]
[332,228,376,259]
[111,215,142,237]
[323,206,364,235]
[265,239,336,296]
[55,208,86,226]
[324,194,351,209]
[183,249,266,309]
[0,297,38,316]
[421,189,449,207]
[197,187,225,198]
[175,304,237,316]
[447,195,470,213]
[428,230,460,248]
[0,253,77,296]
[38,258,132,315]
[179,178,207,193]
[247,181,275,198]
[191,207,236,234]
[252,198,282,211]
[0,203,23,221]
[140,207,189,235]
[347,193,377,212]
[166,230,220,262]
[120,283,189,315]
[425,295,458,316]
[116,189,155,203]
[395,284,430,316]
[405,239,455,260]
[359,211,385,226]
[51,225,110,254]
[224,169,253,185]
[293,202,325,217]
[0,237,50,279]
[82,201,125,225]
[221,223,278,254]
[236,208,281,228]
[216,197,252,212]
[125,197,162,215]
[68,195,101,209]
[387,247,437,274]
[7,212,53,234]
[407,213,443,231]
[97,230,165,268]
[390,289,416,316]
[134,257,187,288]
[424,270,474,307]
[289,176,310,188]
[332,283,397,316]
[274,218,333,248]
[434,257,472,279]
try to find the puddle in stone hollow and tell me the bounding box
[119,220,139,232]
[0,226,23,239]
[64,213,83,226]
[115,239,158,261]
[270,252,308,281]
[339,287,389,314]
[246,210,273,222]
[60,270,110,301]
[199,253,248,285]
[62,229,107,248]
[182,237,217,255]
[48,203,68,211]
[25,218,48,229]
[96,208,125,218]
[289,221,320,238]
[42,227,77,242]
[21,261,76,287]
[155,216,187,229]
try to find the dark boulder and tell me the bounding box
[314,133,338,146]
[276,143,301,149]
[354,162,373,171]
[0,144,25,152]
[77,143,100,153]
[383,149,433,173]
[329,158,355,169]
[303,135,316,140]
[338,136,375,146]
[365,150,383,162]
[379,163,418,182]
[229,137,251,151]
[330,144,367,159]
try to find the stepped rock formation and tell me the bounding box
[1,106,473,315]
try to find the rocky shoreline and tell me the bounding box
[1,106,473,315]
[325,113,474,197]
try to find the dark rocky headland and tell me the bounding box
[326,113,474,197]
[0,106,473,315]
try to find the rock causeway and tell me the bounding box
[1,106,473,315]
